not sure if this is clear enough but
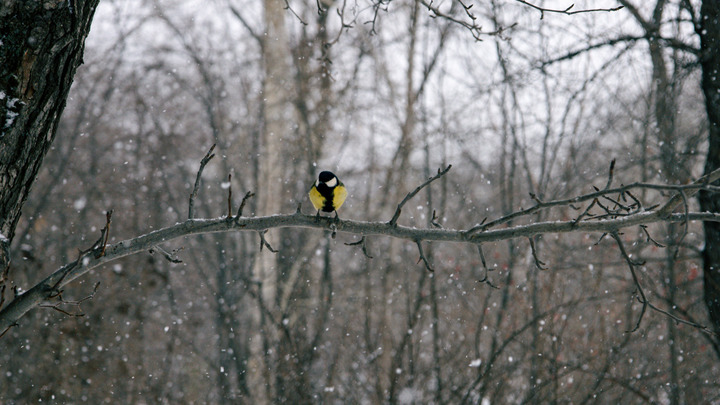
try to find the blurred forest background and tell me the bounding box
[1,0,719,403]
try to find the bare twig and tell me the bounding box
[235,191,255,220]
[226,174,233,219]
[188,144,216,220]
[415,240,434,272]
[345,236,373,259]
[611,232,713,335]
[640,225,665,248]
[51,212,113,294]
[258,230,278,253]
[573,198,598,224]
[431,210,443,228]
[623,189,643,211]
[365,0,389,35]
[0,322,17,339]
[389,165,452,226]
[656,167,720,217]
[529,192,542,204]
[528,237,547,270]
[515,0,624,19]
[476,244,498,288]
[98,209,113,258]
[417,0,516,40]
[468,167,720,234]
[604,159,616,190]
[39,282,100,318]
[284,0,308,25]
[611,232,648,333]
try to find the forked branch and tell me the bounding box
[389,165,451,226]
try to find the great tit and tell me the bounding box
[309,171,347,218]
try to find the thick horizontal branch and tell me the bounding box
[2,166,719,335]
[1,205,719,334]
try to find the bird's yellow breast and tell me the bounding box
[333,184,347,210]
[309,186,327,211]
[309,183,347,212]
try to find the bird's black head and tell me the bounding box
[317,171,339,188]
[318,171,336,183]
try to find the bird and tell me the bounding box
[309,171,347,218]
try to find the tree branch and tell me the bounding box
[468,166,720,234]
[2,167,720,336]
[611,232,713,335]
[388,165,451,226]
[1,207,719,335]
[188,144,215,219]
[515,0,624,19]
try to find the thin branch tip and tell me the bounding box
[389,164,452,226]
[189,144,217,219]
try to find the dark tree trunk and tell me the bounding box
[698,0,720,352]
[0,0,100,270]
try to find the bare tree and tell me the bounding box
[5,0,720,403]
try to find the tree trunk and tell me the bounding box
[698,0,720,353]
[247,0,294,402]
[0,0,100,270]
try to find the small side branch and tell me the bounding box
[467,166,720,235]
[611,232,711,335]
[604,159,616,190]
[515,0,624,19]
[573,198,598,224]
[476,244,498,288]
[417,0,515,40]
[0,322,17,339]
[640,225,665,248]
[226,174,233,219]
[51,211,114,294]
[258,230,278,253]
[611,232,648,333]
[188,144,216,220]
[388,165,451,227]
[431,210,443,228]
[235,191,255,221]
[528,237,547,270]
[415,240,434,272]
[97,209,113,258]
[345,236,373,259]
[40,282,100,318]
[284,0,308,25]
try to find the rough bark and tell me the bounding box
[0,0,100,270]
[698,0,720,346]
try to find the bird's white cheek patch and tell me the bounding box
[325,177,338,187]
